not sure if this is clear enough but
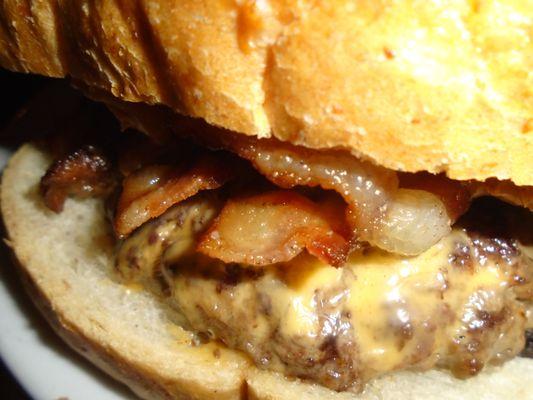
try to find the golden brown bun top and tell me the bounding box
[0,0,532,185]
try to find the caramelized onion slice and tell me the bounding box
[114,152,236,237]
[399,172,471,221]
[40,145,116,212]
[372,189,451,255]
[199,132,452,255]
[197,191,352,267]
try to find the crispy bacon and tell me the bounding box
[195,132,453,255]
[197,191,353,266]
[40,145,116,212]
[114,152,237,237]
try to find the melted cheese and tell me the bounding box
[259,232,514,373]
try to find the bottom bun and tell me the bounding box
[2,143,532,400]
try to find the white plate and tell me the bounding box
[0,147,136,400]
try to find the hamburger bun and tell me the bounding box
[1,1,532,398]
[0,0,531,184]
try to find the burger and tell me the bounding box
[0,1,532,399]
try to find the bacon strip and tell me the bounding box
[40,145,116,212]
[196,132,454,255]
[114,152,236,237]
[197,191,353,267]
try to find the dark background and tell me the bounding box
[0,361,29,399]
[0,70,46,129]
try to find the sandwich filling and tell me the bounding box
[115,194,532,391]
[34,98,533,392]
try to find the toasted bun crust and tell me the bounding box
[2,143,533,399]
[0,1,531,185]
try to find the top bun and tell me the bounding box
[0,0,531,185]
